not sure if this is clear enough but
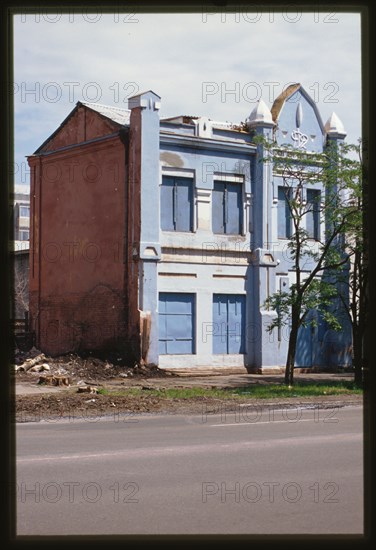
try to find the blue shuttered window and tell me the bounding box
[306,189,320,240]
[277,187,292,239]
[212,181,243,234]
[159,293,195,355]
[213,294,246,354]
[160,176,193,232]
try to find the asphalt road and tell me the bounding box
[15,404,363,536]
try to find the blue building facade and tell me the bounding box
[30,83,352,371]
[128,83,351,372]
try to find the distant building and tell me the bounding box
[10,185,30,321]
[10,241,29,319]
[10,184,30,241]
[27,84,351,371]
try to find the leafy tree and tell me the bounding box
[259,138,362,386]
[330,142,366,387]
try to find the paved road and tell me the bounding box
[16,405,363,535]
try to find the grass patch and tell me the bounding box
[97,387,229,399]
[231,381,362,399]
[98,381,362,400]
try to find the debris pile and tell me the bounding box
[14,352,50,373]
[38,375,71,387]
[77,385,99,394]
[13,347,175,384]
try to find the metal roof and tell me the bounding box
[270,83,325,133]
[33,101,131,154]
[33,102,243,156]
[271,83,301,122]
[80,101,131,126]
[161,115,235,129]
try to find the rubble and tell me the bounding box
[14,347,44,365]
[77,386,99,394]
[14,365,26,373]
[38,375,71,387]
[19,354,46,371]
[28,363,50,373]
[12,347,176,383]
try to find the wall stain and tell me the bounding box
[160,152,184,168]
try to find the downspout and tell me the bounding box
[37,156,42,347]
[119,127,129,348]
[265,147,271,301]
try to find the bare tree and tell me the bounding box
[13,260,29,317]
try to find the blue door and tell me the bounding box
[295,321,313,367]
[159,293,195,354]
[213,294,246,354]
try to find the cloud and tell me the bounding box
[13,11,361,182]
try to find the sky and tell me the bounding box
[13,9,362,187]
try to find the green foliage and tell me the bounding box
[256,136,364,383]
[232,381,362,398]
[97,382,362,401]
[265,278,341,333]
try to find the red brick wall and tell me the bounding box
[29,125,129,356]
[43,106,119,152]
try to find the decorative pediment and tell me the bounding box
[271,84,326,152]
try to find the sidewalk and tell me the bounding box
[14,371,362,421]
[14,371,357,395]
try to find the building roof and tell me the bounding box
[128,89,161,100]
[33,100,247,156]
[80,101,131,126]
[161,115,199,123]
[33,101,131,154]
[270,83,301,121]
[161,114,235,129]
[271,82,325,134]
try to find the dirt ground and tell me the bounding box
[12,348,362,422]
